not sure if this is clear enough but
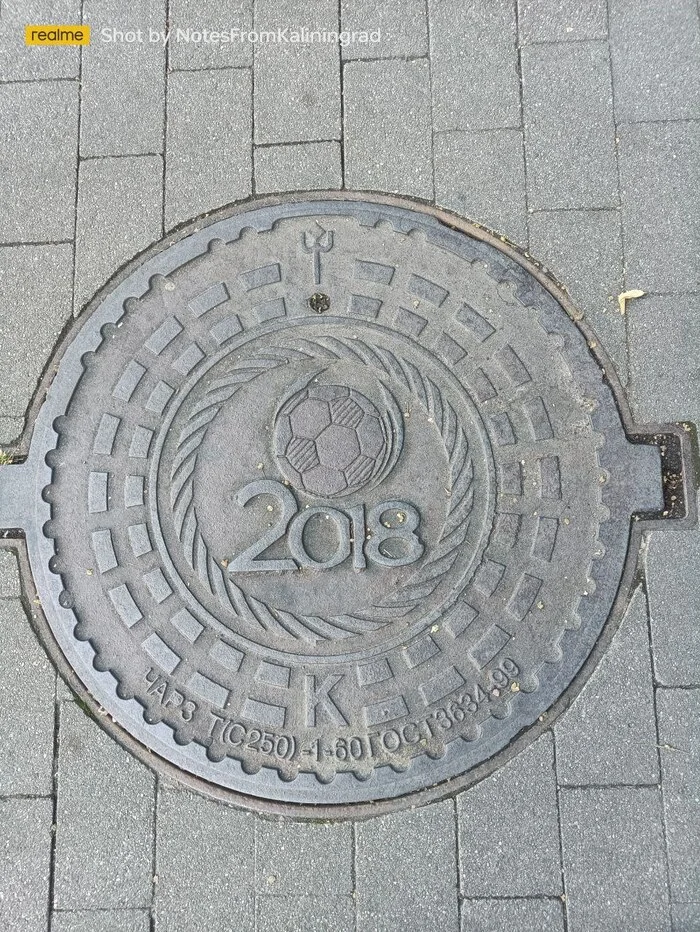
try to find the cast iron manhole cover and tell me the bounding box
[0,194,694,816]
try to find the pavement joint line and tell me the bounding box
[552,735,569,932]
[615,117,700,127]
[79,153,163,162]
[655,684,700,692]
[513,0,531,250]
[453,794,462,927]
[434,125,524,136]
[0,77,78,85]
[254,138,341,150]
[162,0,170,239]
[250,21,256,196]
[47,696,61,931]
[168,65,253,75]
[527,205,621,214]
[148,774,159,931]
[0,240,75,247]
[0,793,54,800]
[350,820,358,931]
[558,782,663,791]
[70,0,84,320]
[424,0,436,205]
[338,20,346,188]
[517,35,610,49]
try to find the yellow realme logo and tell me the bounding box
[25,25,90,46]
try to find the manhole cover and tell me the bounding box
[0,194,693,816]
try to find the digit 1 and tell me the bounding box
[348,504,366,571]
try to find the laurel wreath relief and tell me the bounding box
[168,335,475,645]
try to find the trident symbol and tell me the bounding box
[302,226,334,285]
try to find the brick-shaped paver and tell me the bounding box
[0,82,78,243]
[609,0,700,123]
[256,820,352,896]
[629,295,700,427]
[0,550,21,598]
[555,587,659,786]
[168,0,253,71]
[522,42,617,210]
[81,0,165,156]
[155,786,255,931]
[0,600,55,796]
[0,798,52,932]
[341,0,428,60]
[52,910,150,932]
[434,129,527,244]
[618,121,700,294]
[528,208,626,383]
[560,787,671,931]
[165,69,252,230]
[460,897,565,931]
[54,702,155,910]
[518,0,607,43]
[0,246,73,419]
[344,59,433,198]
[257,895,355,932]
[0,0,80,80]
[356,801,458,932]
[657,688,700,908]
[75,156,163,313]
[457,734,561,896]
[429,0,520,132]
[254,141,342,194]
[254,0,341,144]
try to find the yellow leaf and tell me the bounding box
[618,288,646,314]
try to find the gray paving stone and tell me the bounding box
[0,245,74,419]
[657,688,700,906]
[155,786,254,931]
[673,903,700,931]
[460,897,565,931]
[0,417,24,445]
[628,295,700,428]
[610,0,700,123]
[52,909,150,932]
[0,798,52,932]
[344,59,433,199]
[165,69,252,230]
[0,550,21,598]
[560,787,671,931]
[81,0,165,156]
[429,0,520,132]
[0,0,80,80]
[341,0,428,60]
[356,801,458,932]
[75,156,163,313]
[257,895,355,932]
[457,734,561,896]
[168,0,253,71]
[254,142,342,194]
[555,587,659,786]
[54,701,155,910]
[254,0,341,144]
[518,0,608,43]
[434,129,527,244]
[522,42,618,210]
[618,122,700,294]
[0,599,55,796]
[528,208,626,383]
[0,82,78,243]
[256,820,352,896]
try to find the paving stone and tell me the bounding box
[155,786,255,931]
[434,129,527,244]
[168,0,253,71]
[0,0,80,80]
[657,688,700,906]
[52,910,150,932]
[344,59,433,198]
[75,156,163,313]
[518,0,608,43]
[673,902,700,930]
[555,587,659,785]
[628,295,700,428]
[341,0,428,60]
[0,798,52,932]
[256,820,352,896]
[54,701,155,910]
[560,787,671,931]
[609,0,700,123]
[460,898,565,931]
[356,801,458,932]
[257,896,355,932]
[254,0,341,144]
[618,122,700,294]
[0,599,56,796]
[254,142,342,194]
[458,734,561,896]
[0,82,78,243]
[0,246,74,419]
[0,417,24,445]
[165,69,252,230]
[522,42,618,210]
[429,0,519,132]
[0,550,21,598]
[528,208,626,383]
[81,0,165,156]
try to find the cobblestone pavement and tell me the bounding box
[1,1,699,930]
